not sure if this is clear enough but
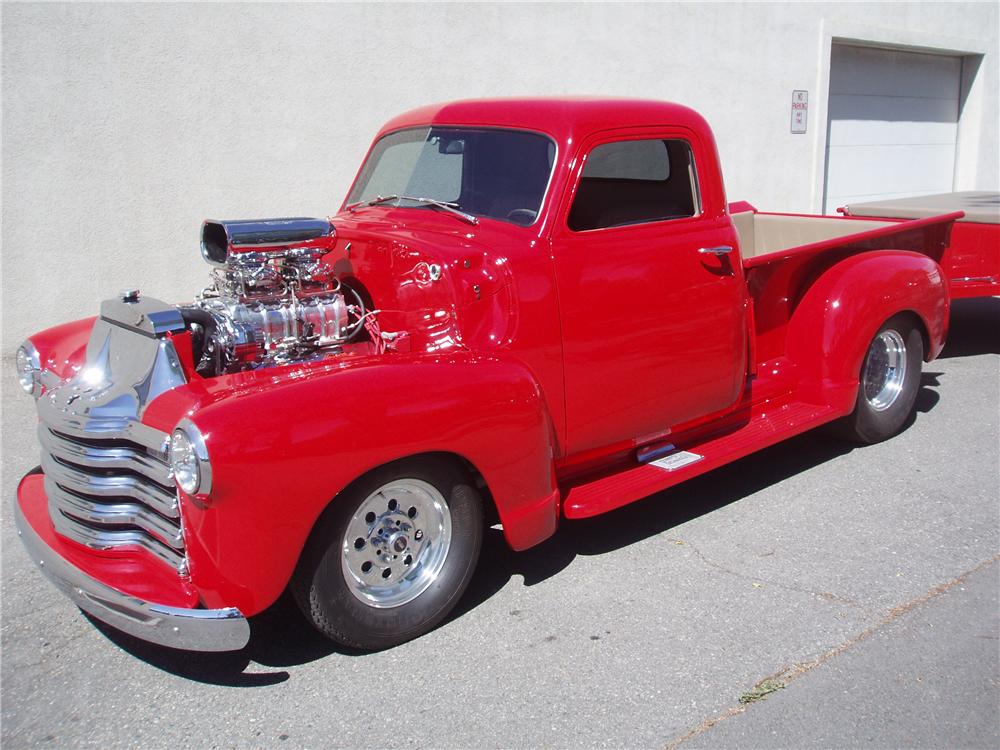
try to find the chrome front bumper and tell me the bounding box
[14,496,250,653]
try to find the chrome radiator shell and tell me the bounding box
[35,295,189,574]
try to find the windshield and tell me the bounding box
[346,127,556,226]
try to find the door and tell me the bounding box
[824,44,962,213]
[552,131,747,456]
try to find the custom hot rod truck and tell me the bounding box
[15,99,962,652]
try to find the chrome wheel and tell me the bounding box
[862,329,907,412]
[341,479,452,608]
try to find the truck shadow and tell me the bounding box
[459,432,856,611]
[939,297,1000,359]
[93,373,945,684]
[456,370,942,615]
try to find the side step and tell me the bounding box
[562,401,836,519]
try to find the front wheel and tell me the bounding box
[834,314,924,444]
[292,457,483,650]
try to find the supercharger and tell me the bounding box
[179,218,355,376]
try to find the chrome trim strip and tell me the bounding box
[14,499,249,652]
[35,405,170,457]
[50,483,185,550]
[48,502,186,571]
[41,452,178,518]
[40,426,173,487]
[950,275,997,284]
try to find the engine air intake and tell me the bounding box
[200,217,335,266]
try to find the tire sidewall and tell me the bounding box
[853,315,923,443]
[295,457,483,649]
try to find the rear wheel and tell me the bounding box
[292,457,483,650]
[835,314,923,444]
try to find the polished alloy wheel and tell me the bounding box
[861,329,907,412]
[341,479,452,608]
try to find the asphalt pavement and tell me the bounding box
[2,297,998,749]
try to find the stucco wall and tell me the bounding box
[3,2,997,352]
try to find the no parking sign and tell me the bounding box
[791,90,808,133]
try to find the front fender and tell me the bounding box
[23,316,96,382]
[146,351,558,615]
[785,250,949,412]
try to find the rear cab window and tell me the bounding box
[568,138,701,232]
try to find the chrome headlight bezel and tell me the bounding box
[15,341,42,398]
[170,418,212,496]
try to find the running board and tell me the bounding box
[563,401,837,519]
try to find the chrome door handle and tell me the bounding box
[698,245,733,255]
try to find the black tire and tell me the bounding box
[833,313,923,444]
[292,456,483,650]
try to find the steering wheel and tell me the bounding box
[506,209,537,226]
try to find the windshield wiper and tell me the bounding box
[345,194,400,212]
[405,197,479,226]
[346,194,479,226]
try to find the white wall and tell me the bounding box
[3,2,997,351]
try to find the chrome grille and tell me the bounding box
[40,426,186,571]
[33,296,191,575]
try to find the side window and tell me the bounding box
[568,138,700,232]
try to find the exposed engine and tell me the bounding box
[180,218,363,377]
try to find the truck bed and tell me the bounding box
[730,204,962,267]
[732,210,894,259]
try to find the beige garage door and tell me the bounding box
[823,44,961,214]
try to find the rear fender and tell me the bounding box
[165,352,559,615]
[785,250,948,412]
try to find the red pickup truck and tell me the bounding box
[14,99,963,653]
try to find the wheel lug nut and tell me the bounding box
[414,530,423,541]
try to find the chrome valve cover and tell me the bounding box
[186,244,351,374]
[199,292,349,353]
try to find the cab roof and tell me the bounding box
[377,97,711,145]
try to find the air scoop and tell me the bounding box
[200,217,335,266]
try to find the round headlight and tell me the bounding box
[170,420,212,496]
[15,342,42,397]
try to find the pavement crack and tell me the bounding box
[664,553,1000,750]
[674,537,867,611]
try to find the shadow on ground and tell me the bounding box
[939,297,1000,359]
[92,328,965,683]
